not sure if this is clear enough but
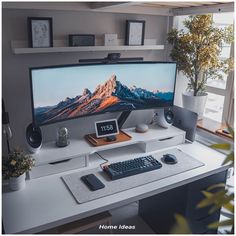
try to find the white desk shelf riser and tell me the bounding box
[30,125,185,179]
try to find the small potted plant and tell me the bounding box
[167,14,233,119]
[2,148,35,191]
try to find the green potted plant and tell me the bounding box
[2,148,35,191]
[167,14,233,119]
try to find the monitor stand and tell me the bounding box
[117,111,132,129]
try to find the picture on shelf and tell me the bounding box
[28,17,53,48]
[68,34,95,46]
[126,20,145,45]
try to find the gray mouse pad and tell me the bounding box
[62,148,204,204]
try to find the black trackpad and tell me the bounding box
[81,174,105,191]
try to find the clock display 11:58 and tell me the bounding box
[101,125,113,132]
[96,119,119,137]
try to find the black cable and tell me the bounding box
[95,152,109,169]
[3,99,11,153]
[6,140,10,154]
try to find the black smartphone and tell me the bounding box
[81,174,105,191]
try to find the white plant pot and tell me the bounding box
[182,92,208,120]
[9,173,26,191]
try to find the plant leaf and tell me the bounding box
[202,190,213,197]
[197,190,227,208]
[223,202,234,213]
[208,204,222,214]
[222,151,234,165]
[207,183,225,191]
[170,213,192,234]
[208,193,234,214]
[211,143,231,150]
[208,219,234,229]
[221,193,234,204]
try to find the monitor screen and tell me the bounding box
[30,62,177,126]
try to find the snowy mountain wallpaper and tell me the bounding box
[31,63,176,125]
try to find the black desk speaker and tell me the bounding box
[26,123,42,153]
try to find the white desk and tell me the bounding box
[2,140,228,234]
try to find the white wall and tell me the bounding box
[171,16,189,107]
[174,72,188,107]
[2,8,170,152]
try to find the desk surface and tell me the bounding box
[2,141,228,234]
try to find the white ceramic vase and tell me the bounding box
[9,172,26,191]
[182,92,208,120]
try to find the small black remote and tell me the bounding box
[81,174,105,191]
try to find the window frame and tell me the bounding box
[204,18,234,123]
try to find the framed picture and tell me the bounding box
[125,20,145,46]
[28,17,53,48]
[68,34,95,47]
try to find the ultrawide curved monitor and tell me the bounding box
[30,62,177,126]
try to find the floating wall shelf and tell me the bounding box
[11,40,165,55]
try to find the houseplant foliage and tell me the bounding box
[167,14,233,96]
[197,126,234,233]
[3,148,35,178]
[167,14,233,118]
[171,126,234,234]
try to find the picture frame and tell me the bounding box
[68,34,95,47]
[28,17,53,48]
[125,20,145,46]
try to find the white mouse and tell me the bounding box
[135,124,149,133]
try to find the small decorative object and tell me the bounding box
[56,127,70,147]
[104,34,118,46]
[28,17,53,48]
[2,148,35,191]
[68,34,95,46]
[95,119,119,142]
[135,124,149,133]
[167,15,233,119]
[125,20,145,46]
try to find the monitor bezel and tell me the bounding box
[29,61,177,127]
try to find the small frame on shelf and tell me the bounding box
[125,20,145,46]
[68,34,95,47]
[28,17,53,48]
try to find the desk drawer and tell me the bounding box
[29,156,86,179]
[139,133,185,153]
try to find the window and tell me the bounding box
[174,13,234,124]
[205,13,234,123]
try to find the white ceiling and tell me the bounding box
[2,1,234,16]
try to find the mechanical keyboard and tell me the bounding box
[103,155,162,180]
